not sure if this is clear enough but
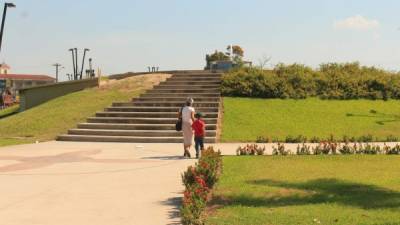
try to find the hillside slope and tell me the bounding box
[0,74,170,147]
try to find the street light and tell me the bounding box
[0,2,16,54]
[73,48,78,79]
[69,48,76,79]
[80,48,89,79]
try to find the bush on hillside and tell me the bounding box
[222,62,400,100]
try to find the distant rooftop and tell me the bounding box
[0,74,55,81]
[0,63,10,69]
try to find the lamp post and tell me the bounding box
[80,48,89,79]
[0,2,16,54]
[74,48,78,79]
[69,48,76,79]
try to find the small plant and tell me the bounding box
[328,134,336,142]
[309,136,320,143]
[313,142,338,155]
[339,143,354,154]
[272,143,290,155]
[237,144,266,156]
[296,143,312,155]
[386,135,399,142]
[285,135,307,143]
[357,134,373,142]
[356,143,382,155]
[285,135,296,143]
[256,136,271,143]
[386,144,400,155]
[349,136,357,142]
[313,144,324,155]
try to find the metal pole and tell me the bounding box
[52,63,61,82]
[80,48,89,79]
[0,3,16,54]
[89,58,93,78]
[74,48,78,79]
[69,49,76,79]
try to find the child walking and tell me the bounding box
[192,112,205,159]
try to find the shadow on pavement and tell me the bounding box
[160,196,182,225]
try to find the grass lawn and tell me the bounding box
[0,105,19,119]
[0,74,169,147]
[222,97,400,142]
[206,156,400,225]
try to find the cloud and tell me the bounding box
[334,15,379,30]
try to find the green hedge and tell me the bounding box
[222,62,400,100]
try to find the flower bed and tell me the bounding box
[236,142,400,156]
[181,146,222,225]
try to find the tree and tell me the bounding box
[205,50,230,69]
[257,54,272,70]
[226,45,245,65]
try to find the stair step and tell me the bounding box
[68,129,216,137]
[133,97,220,102]
[160,81,221,85]
[154,85,220,89]
[140,93,221,98]
[112,102,220,107]
[146,89,220,94]
[77,123,217,130]
[96,111,218,118]
[57,135,216,143]
[166,77,221,82]
[105,106,219,113]
[171,74,222,78]
[87,117,218,124]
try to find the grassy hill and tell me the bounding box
[0,74,169,147]
[222,97,400,142]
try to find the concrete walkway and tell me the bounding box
[0,141,197,225]
[0,141,395,225]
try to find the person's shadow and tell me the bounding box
[0,150,155,172]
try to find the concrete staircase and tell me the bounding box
[57,71,222,143]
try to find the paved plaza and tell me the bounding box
[0,141,196,225]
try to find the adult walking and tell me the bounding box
[178,98,195,158]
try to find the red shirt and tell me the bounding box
[192,119,205,137]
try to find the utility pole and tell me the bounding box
[52,63,62,82]
[0,2,15,54]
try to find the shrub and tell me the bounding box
[181,146,222,225]
[386,135,399,142]
[296,143,312,155]
[256,136,271,143]
[385,144,400,155]
[339,143,355,155]
[285,135,307,143]
[309,136,320,143]
[357,134,374,143]
[313,142,337,155]
[237,144,266,156]
[272,143,291,155]
[222,62,400,100]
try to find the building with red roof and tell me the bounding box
[0,64,55,94]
